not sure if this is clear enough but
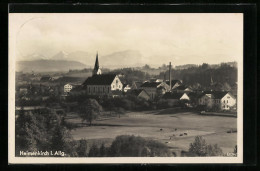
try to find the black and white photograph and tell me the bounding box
[8,12,243,163]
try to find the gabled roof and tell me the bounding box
[166,80,181,87]
[212,91,229,99]
[140,82,161,88]
[130,89,148,96]
[174,85,191,91]
[162,92,186,99]
[83,74,117,85]
[198,91,233,99]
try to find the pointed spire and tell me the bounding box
[94,52,99,70]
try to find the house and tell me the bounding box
[83,74,123,96]
[129,89,150,101]
[64,83,73,93]
[162,92,190,106]
[83,53,123,96]
[172,85,193,93]
[166,80,182,90]
[163,92,190,101]
[123,84,132,92]
[198,91,236,110]
[140,81,170,100]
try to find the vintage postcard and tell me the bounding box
[8,13,243,163]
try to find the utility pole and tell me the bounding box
[169,62,172,92]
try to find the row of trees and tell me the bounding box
[15,107,78,157]
[79,135,173,157]
[158,63,237,88]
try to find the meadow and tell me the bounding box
[66,108,237,156]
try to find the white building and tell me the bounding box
[198,91,236,110]
[83,74,123,96]
[64,83,73,93]
[83,53,123,96]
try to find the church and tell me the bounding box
[83,53,123,96]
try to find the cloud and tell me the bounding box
[9,13,243,66]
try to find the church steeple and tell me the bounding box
[92,52,102,76]
[94,52,99,71]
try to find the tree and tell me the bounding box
[79,99,102,126]
[189,136,208,156]
[108,135,172,157]
[76,139,88,157]
[88,143,99,157]
[189,136,223,156]
[99,143,107,157]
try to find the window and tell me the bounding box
[94,87,95,92]
[227,100,228,103]
[113,85,114,88]
[119,85,120,88]
[224,100,225,103]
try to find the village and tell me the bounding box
[14,53,238,157]
[15,53,237,115]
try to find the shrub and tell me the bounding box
[189,136,223,156]
[108,135,172,157]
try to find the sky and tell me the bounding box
[9,13,243,66]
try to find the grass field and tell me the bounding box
[66,108,237,155]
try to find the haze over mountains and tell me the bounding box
[16,49,237,73]
[16,50,149,72]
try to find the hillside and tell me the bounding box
[16,60,86,72]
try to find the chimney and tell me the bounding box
[169,62,172,92]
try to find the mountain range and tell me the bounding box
[16,50,146,72]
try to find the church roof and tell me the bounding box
[83,74,117,85]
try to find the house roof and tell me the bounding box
[83,74,117,86]
[162,92,186,99]
[130,89,147,96]
[132,81,143,89]
[166,80,181,87]
[198,91,234,99]
[140,82,161,88]
[174,85,190,91]
[212,91,228,99]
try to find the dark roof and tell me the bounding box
[162,92,186,99]
[212,91,229,99]
[175,85,190,90]
[187,92,203,98]
[83,74,117,85]
[198,91,230,99]
[140,82,161,88]
[132,81,143,88]
[130,89,146,96]
[166,80,181,87]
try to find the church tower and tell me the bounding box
[92,52,102,76]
